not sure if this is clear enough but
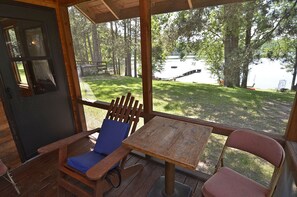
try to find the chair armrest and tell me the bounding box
[38,128,100,154]
[86,145,132,180]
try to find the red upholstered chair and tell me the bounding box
[202,129,285,197]
[0,159,20,195]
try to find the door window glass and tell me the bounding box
[25,27,46,57]
[5,28,21,58]
[12,61,28,84]
[32,60,56,93]
[1,18,57,96]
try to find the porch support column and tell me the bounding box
[286,92,297,141]
[55,3,87,132]
[139,0,153,123]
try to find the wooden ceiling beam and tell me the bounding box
[102,0,120,20]
[188,0,193,9]
[75,5,97,24]
[59,0,91,6]
[94,6,140,23]
[192,0,250,8]
[15,0,57,8]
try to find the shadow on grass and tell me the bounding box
[82,75,294,134]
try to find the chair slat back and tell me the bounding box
[226,129,285,167]
[105,93,142,135]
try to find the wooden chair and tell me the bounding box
[38,93,143,197]
[202,129,285,197]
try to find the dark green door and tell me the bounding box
[0,3,75,161]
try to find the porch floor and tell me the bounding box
[0,136,204,197]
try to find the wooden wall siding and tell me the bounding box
[0,101,21,169]
[0,137,204,196]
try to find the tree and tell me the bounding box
[223,4,242,87]
[151,15,172,73]
[161,0,297,88]
[91,23,102,63]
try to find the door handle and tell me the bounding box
[5,87,12,99]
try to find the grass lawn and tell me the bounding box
[81,75,294,135]
[80,75,294,186]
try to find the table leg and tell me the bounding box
[148,162,192,197]
[165,162,175,196]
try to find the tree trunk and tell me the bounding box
[291,46,297,90]
[241,4,255,88]
[110,22,117,75]
[127,19,132,76]
[223,4,241,87]
[87,32,93,62]
[83,33,89,62]
[124,20,127,75]
[118,58,121,75]
[92,24,102,63]
[115,22,119,75]
[134,19,138,78]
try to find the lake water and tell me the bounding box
[154,56,293,90]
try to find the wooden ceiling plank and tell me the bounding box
[75,5,97,23]
[102,0,120,20]
[15,0,57,8]
[192,0,249,8]
[93,5,140,23]
[60,0,91,6]
[94,12,115,23]
[151,0,189,15]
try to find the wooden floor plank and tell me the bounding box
[0,100,21,169]
[0,137,204,196]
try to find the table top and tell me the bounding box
[123,116,213,170]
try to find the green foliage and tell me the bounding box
[157,1,297,87]
[263,38,296,71]
[151,15,171,72]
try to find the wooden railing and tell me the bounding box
[76,61,108,77]
[77,98,285,145]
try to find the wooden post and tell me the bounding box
[139,0,153,123]
[55,4,87,132]
[286,92,297,141]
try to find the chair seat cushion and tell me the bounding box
[94,119,130,155]
[67,151,106,173]
[202,167,269,197]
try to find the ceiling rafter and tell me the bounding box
[187,0,193,9]
[101,0,120,20]
[76,0,251,24]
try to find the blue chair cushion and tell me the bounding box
[67,151,106,173]
[94,119,130,155]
